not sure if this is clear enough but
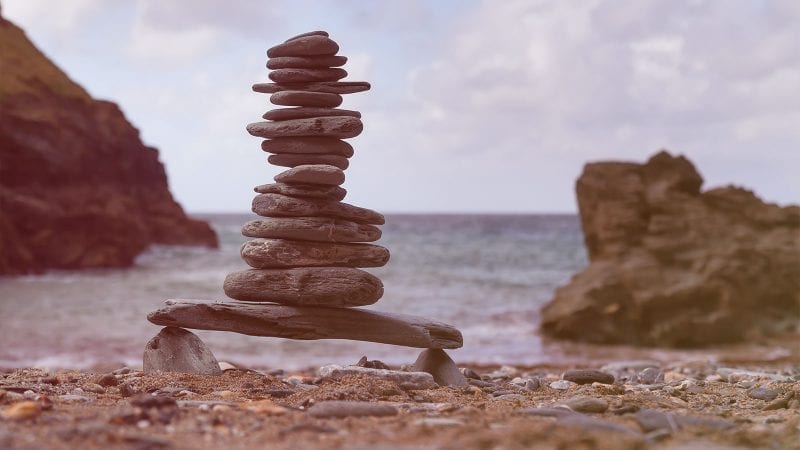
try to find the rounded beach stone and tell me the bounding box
[270,91,343,108]
[261,137,354,156]
[267,35,339,58]
[143,327,221,375]
[247,117,363,139]
[274,164,345,185]
[252,193,385,225]
[264,107,360,121]
[269,68,347,83]
[223,267,383,306]
[267,55,347,70]
[253,81,370,94]
[284,30,328,42]
[242,217,381,242]
[269,154,349,170]
[241,238,389,268]
[254,182,347,201]
[563,396,609,413]
[563,369,615,385]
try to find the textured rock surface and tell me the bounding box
[274,164,345,185]
[268,153,349,170]
[148,300,464,349]
[308,401,398,418]
[241,238,389,268]
[541,151,800,347]
[412,349,468,387]
[317,365,439,389]
[0,15,218,274]
[223,267,384,306]
[269,68,347,83]
[247,116,363,139]
[270,90,343,108]
[263,107,360,121]
[254,183,347,201]
[252,193,385,225]
[143,327,221,375]
[267,35,339,58]
[261,137,354,156]
[267,55,347,70]
[242,217,381,242]
[252,81,371,94]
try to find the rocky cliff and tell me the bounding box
[0,13,217,275]
[541,151,800,347]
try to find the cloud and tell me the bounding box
[2,0,119,36]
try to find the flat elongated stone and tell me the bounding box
[267,55,347,70]
[309,401,398,418]
[223,267,383,306]
[274,164,345,185]
[241,238,389,268]
[253,81,370,94]
[242,218,381,242]
[269,68,347,83]
[284,30,328,42]
[247,117,362,139]
[254,183,346,201]
[264,107,361,121]
[267,35,339,58]
[252,193,385,225]
[270,91,342,108]
[148,300,464,349]
[563,369,615,385]
[269,153,349,170]
[318,365,438,389]
[262,137,354,156]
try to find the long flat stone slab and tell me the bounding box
[247,117,362,139]
[318,365,438,389]
[254,183,346,202]
[147,300,464,349]
[252,193,385,225]
[224,267,383,306]
[242,217,381,242]
[253,81,370,94]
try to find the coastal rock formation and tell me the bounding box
[0,13,217,275]
[541,151,800,347]
[146,31,463,375]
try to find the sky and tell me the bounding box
[3,0,799,213]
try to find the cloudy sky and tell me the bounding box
[4,0,799,213]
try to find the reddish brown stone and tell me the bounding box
[269,154,349,170]
[274,164,345,186]
[267,35,339,58]
[252,193,385,225]
[263,108,361,121]
[261,137,354,156]
[270,91,342,108]
[269,68,347,83]
[284,30,328,42]
[267,55,347,70]
[253,81,370,94]
[254,183,346,201]
[241,238,389,268]
[242,217,381,242]
[247,117,362,139]
[223,267,383,306]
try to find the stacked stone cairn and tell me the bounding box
[146,31,464,382]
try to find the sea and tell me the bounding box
[0,213,590,370]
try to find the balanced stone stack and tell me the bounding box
[146,32,463,366]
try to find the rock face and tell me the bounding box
[0,14,217,275]
[541,151,800,347]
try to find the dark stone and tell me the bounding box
[242,217,381,243]
[267,35,339,58]
[267,54,346,70]
[254,182,346,202]
[270,90,342,108]
[268,153,349,170]
[748,387,780,401]
[563,396,609,413]
[356,356,390,370]
[264,107,360,121]
[240,238,389,268]
[247,116,363,139]
[96,373,118,387]
[412,349,468,387]
[142,327,222,375]
[269,68,347,83]
[252,81,370,94]
[563,369,615,385]
[273,164,345,186]
[261,137,354,156]
[251,193,385,225]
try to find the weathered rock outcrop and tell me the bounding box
[0,13,217,275]
[541,151,800,347]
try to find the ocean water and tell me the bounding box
[0,214,588,370]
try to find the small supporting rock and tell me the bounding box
[143,327,222,375]
[412,349,468,387]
